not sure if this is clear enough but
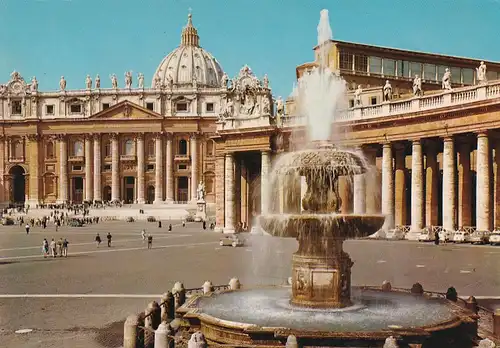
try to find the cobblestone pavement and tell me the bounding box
[0,221,499,347]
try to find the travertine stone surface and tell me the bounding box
[136,134,145,204]
[261,151,271,214]
[476,132,491,231]
[58,137,68,203]
[353,173,366,214]
[165,134,174,203]
[443,137,456,231]
[154,135,163,204]
[93,135,102,201]
[381,143,394,229]
[84,137,93,201]
[425,145,439,227]
[215,156,225,231]
[224,153,235,233]
[458,143,472,227]
[190,135,198,202]
[410,140,424,232]
[111,135,120,201]
[394,146,406,227]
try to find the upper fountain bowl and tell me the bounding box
[275,142,366,178]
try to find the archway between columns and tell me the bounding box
[9,165,26,204]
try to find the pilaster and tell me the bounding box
[26,134,40,206]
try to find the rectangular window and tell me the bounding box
[451,67,462,84]
[178,164,187,170]
[368,57,382,74]
[206,103,214,112]
[103,164,111,171]
[437,66,448,81]
[423,64,436,81]
[487,71,498,81]
[354,55,368,72]
[146,164,154,171]
[11,100,22,115]
[176,102,188,112]
[339,50,353,70]
[462,68,474,84]
[383,59,395,76]
[102,103,110,110]
[410,62,422,78]
[146,102,154,111]
[370,96,377,105]
[70,104,82,113]
[46,105,54,115]
[72,165,82,171]
[401,61,410,77]
[349,99,354,108]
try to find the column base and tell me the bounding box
[164,198,174,204]
[214,227,223,233]
[153,199,164,205]
[137,198,146,204]
[223,227,235,234]
[26,199,40,207]
[405,232,421,241]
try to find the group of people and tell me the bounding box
[42,237,69,258]
[94,233,113,247]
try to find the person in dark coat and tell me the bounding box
[434,231,440,245]
[158,220,162,228]
[107,232,112,247]
[203,221,206,230]
[168,224,172,232]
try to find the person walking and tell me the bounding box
[95,233,102,247]
[62,238,69,257]
[434,230,440,246]
[147,234,153,249]
[50,238,56,257]
[25,223,30,235]
[107,232,112,247]
[57,238,63,257]
[42,238,49,258]
[158,220,162,228]
[168,224,172,232]
[182,220,186,228]
[141,229,146,242]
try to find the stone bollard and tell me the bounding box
[123,314,139,348]
[150,301,161,330]
[154,322,169,348]
[229,277,241,290]
[161,292,175,323]
[383,336,399,348]
[410,282,424,295]
[477,338,496,348]
[202,281,213,294]
[381,280,392,292]
[493,309,500,337]
[172,282,186,316]
[285,335,298,348]
[187,331,207,348]
[144,304,155,348]
[445,286,458,302]
[465,296,478,314]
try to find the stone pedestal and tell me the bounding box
[195,199,207,222]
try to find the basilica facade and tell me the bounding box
[0,14,273,209]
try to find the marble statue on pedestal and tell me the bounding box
[442,68,452,90]
[354,85,362,106]
[30,77,38,92]
[383,80,392,101]
[197,181,205,201]
[125,71,132,89]
[476,61,487,84]
[154,74,162,89]
[110,74,118,89]
[59,76,67,91]
[413,75,422,96]
[138,73,144,88]
[221,73,229,88]
[276,96,284,116]
[383,336,399,348]
[263,74,269,88]
[95,74,101,88]
[85,75,92,89]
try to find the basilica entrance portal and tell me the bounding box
[124,176,135,203]
[177,176,188,203]
[103,186,111,202]
[10,165,26,204]
[72,177,84,203]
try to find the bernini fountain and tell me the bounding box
[128,10,482,348]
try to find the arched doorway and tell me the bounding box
[147,185,155,204]
[10,166,26,204]
[103,186,111,201]
[177,176,188,202]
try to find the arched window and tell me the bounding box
[206,140,214,156]
[124,139,134,156]
[46,141,54,159]
[147,140,155,157]
[178,139,188,155]
[104,141,112,157]
[73,140,84,156]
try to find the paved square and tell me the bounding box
[0,221,499,347]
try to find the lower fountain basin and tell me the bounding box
[259,214,385,239]
[178,286,478,347]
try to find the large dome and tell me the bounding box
[152,14,224,88]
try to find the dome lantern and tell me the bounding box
[181,13,200,47]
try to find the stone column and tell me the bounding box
[27,135,40,206]
[190,134,199,202]
[410,140,424,233]
[476,132,492,231]
[353,174,366,214]
[111,134,120,202]
[261,151,271,214]
[93,135,102,201]
[364,146,379,214]
[339,177,353,214]
[136,133,145,204]
[425,144,439,227]
[494,141,500,229]
[215,155,225,231]
[442,136,457,231]
[58,135,68,203]
[394,145,406,227]
[84,136,93,202]
[165,133,174,203]
[224,153,235,233]
[458,142,472,228]
[0,137,4,204]
[154,134,163,204]
[381,143,394,229]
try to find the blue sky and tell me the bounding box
[1,0,499,99]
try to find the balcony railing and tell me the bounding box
[120,155,136,161]
[175,154,190,161]
[284,79,500,125]
[9,157,24,163]
[68,155,84,162]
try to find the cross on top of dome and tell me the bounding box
[181,10,199,47]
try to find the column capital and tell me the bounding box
[442,135,455,142]
[92,133,101,141]
[475,130,489,138]
[25,134,41,142]
[225,152,234,159]
[164,132,174,140]
[189,132,200,140]
[382,142,392,149]
[134,132,145,141]
[410,139,422,145]
[109,133,119,140]
[153,132,164,139]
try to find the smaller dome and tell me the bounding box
[152,13,224,88]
